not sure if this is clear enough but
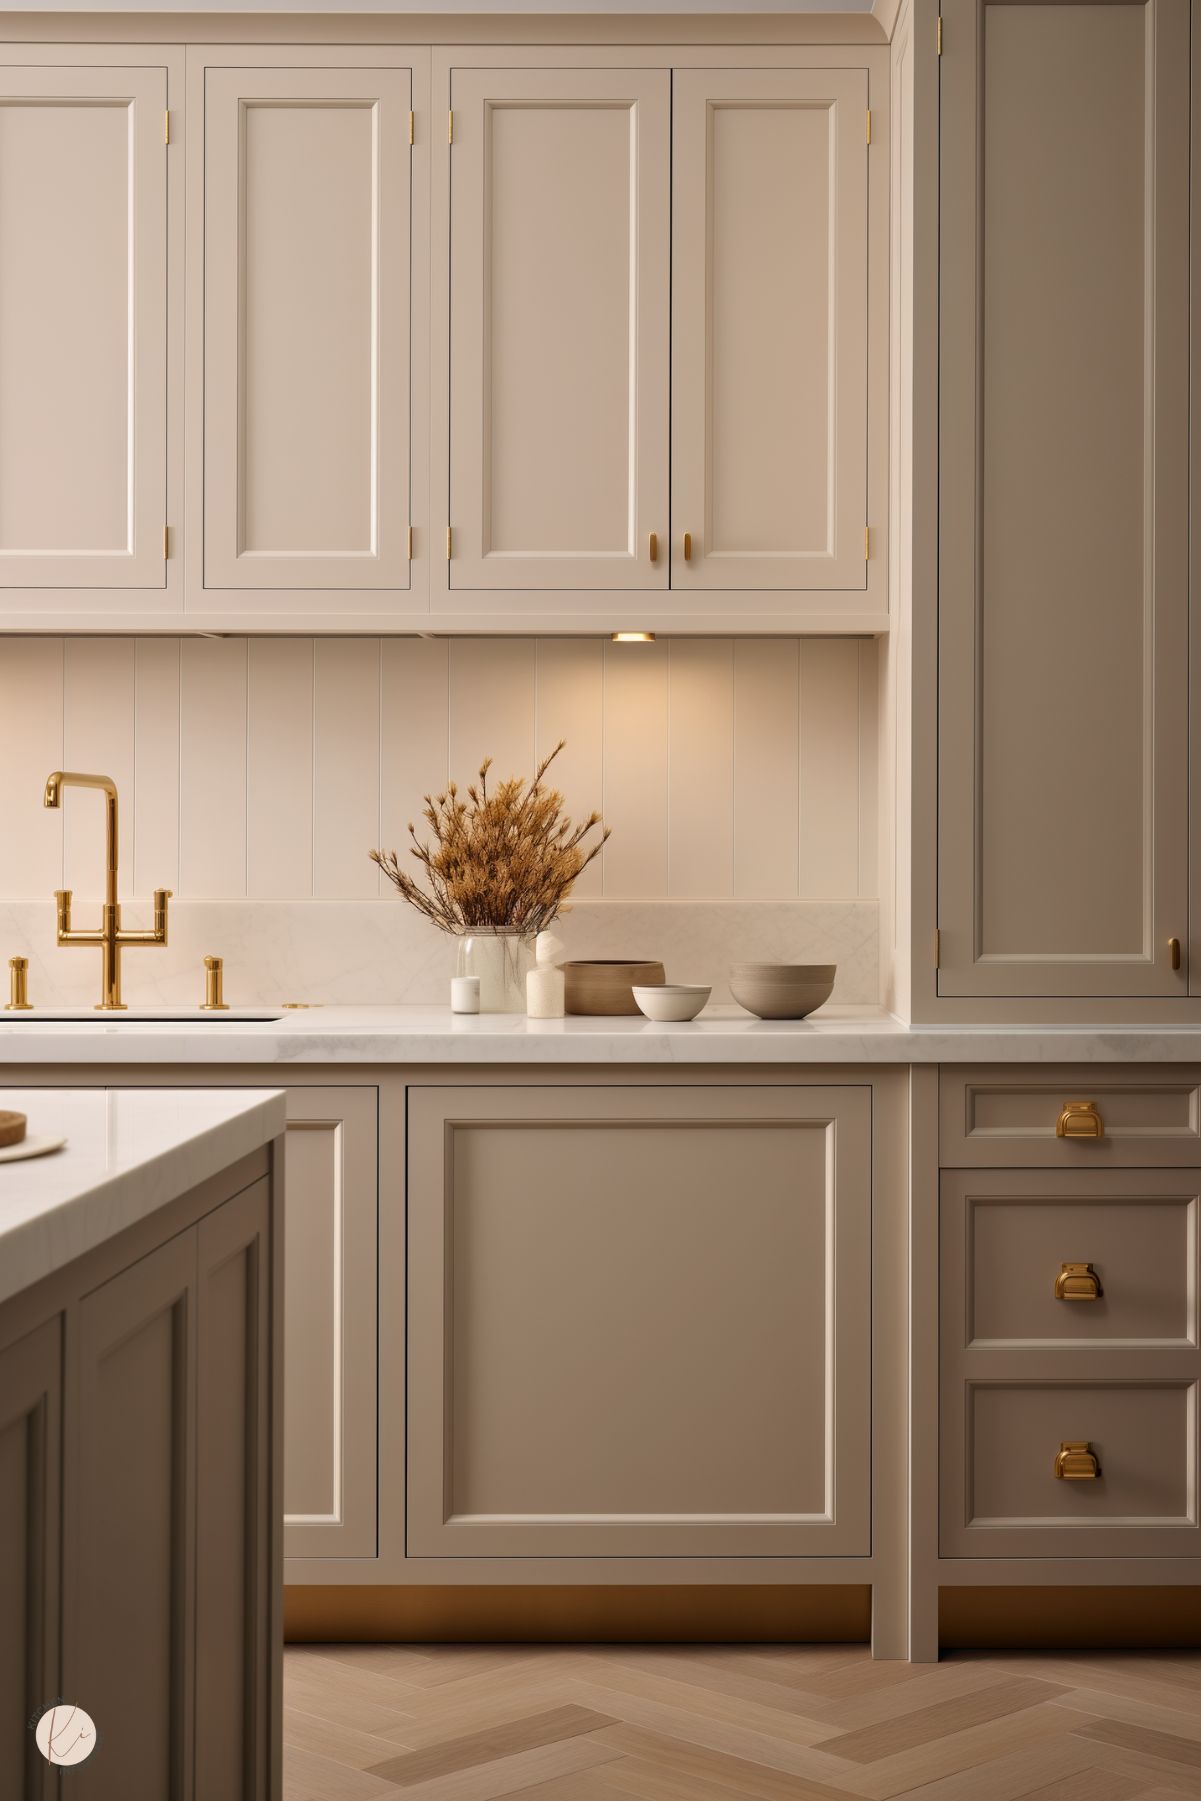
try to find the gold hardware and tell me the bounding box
[683,531,692,562]
[934,927,941,967]
[1055,1261,1102,1301]
[648,531,658,564]
[937,14,943,53]
[5,957,32,1011]
[201,954,230,1012]
[1054,1441,1100,1480]
[408,109,415,146]
[865,525,871,559]
[446,526,452,560]
[1056,1100,1104,1140]
[407,524,414,560]
[1170,936,1182,971]
[163,525,170,560]
[448,109,453,144]
[866,109,871,145]
[43,772,172,1011]
[164,109,170,146]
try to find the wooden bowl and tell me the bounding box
[729,964,836,1020]
[0,1109,28,1148]
[564,960,665,1016]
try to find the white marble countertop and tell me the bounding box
[1,1004,1199,1065]
[0,1087,286,1308]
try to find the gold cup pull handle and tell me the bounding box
[648,531,658,564]
[1054,1440,1100,1480]
[1054,1261,1102,1301]
[1056,1100,1104,1140]
[683,531,692,562]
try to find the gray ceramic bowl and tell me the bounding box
[728,963,836,1020]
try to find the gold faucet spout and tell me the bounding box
[44,771,119,913]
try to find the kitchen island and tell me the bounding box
[0,1087,286,1798]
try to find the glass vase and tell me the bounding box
[454,930,536,1014]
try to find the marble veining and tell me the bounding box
[0,1088,286,1306]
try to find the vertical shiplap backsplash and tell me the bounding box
[0,637,878,901]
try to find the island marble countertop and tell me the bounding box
[1,1005,1199,1065]
[0,1087,286,1307]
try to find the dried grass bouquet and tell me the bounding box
[370,742,609,936]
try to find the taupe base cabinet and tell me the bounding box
[0,1147,282,1801]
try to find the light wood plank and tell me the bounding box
[667,640,734,898]
[449,639,536,792]
[313,639,381,899]
[0,639,63,898]
[799,640,860,898]
[534,638,605,899]
[380,638,450,894]
[248,639,314,898]
[180,638,248,897]
[63,638,135,894]
[601,638,668,896]
[133,639,181,897]
[733,640,800,899]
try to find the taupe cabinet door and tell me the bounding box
[937,0,1189,998]
[202,63,413,597]
[408,1085,870,1558]
[0,64,168,593]
[0,1320,60,1801]
[671,70,868,592]
[282,1088,377,1560]
[447,68,670,594]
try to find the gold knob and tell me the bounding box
[1054,1441,1100,1480]
[201,954,229,1012]
[1056,1100,1104,1140]
[5,956,32,1011]
[683,531,693,562]
[1054,1261,1102,1301]
[648,531,658,564]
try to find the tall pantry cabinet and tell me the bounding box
[934,0,1191,1004]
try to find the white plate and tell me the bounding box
[0,1135,67,1164]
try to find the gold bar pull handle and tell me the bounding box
[683,531,693,562]
[202,954,230,1013]
[1056,1100,1104,1140]
[1170,936,1182,971]
[5,957,32,1011]
[1054,1441,1100,1480]
[648,531,658,564]
[1054,1261,1102,1301]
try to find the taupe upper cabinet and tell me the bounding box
[196,54,418,609]
[444,67,670,598]
[671,70,869,594]
[937,0,1189,998]
[0,57,173,607]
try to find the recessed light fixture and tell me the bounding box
[610,631,656,643]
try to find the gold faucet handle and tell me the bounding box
[201,954,229,1012]
[5,956,32,1011]
[53,889,73,930]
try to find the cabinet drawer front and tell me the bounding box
[941,1067,1201,1166]
[407,1084,870,1558]
[941,1380,1200,1558]
[941,1169,1200,1350]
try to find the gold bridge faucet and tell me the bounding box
[43,771,172,1011]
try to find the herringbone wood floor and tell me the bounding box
[282,1643,1201,1801]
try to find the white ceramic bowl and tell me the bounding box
[632,983,711,1022]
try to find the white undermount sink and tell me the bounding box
[3,1009,285,1023]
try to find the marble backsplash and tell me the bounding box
[0,899,878,1011]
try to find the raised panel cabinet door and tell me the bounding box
[0,1320,61,1801]
[937,0,1190,997]
[69,1230,195,1801]
[407,1084,871,1558]
[282,1088,377,1560]
[446,68,669,594]
[0,64,167,592]
[671,70,868,593]
[203,66,413,594]
[195,1178,273,1801]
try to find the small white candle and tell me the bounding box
[450,975,481,1015]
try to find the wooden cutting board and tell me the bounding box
[0,1109,28,1148]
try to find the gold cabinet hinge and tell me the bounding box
[448,109,454,144]
[934,927,941,967]
[446,526,452,560]
[163,525,170,560]
[164,109,170,145]
[408,110,415,146]
[866,108,872,145]
[937,14,943,53]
